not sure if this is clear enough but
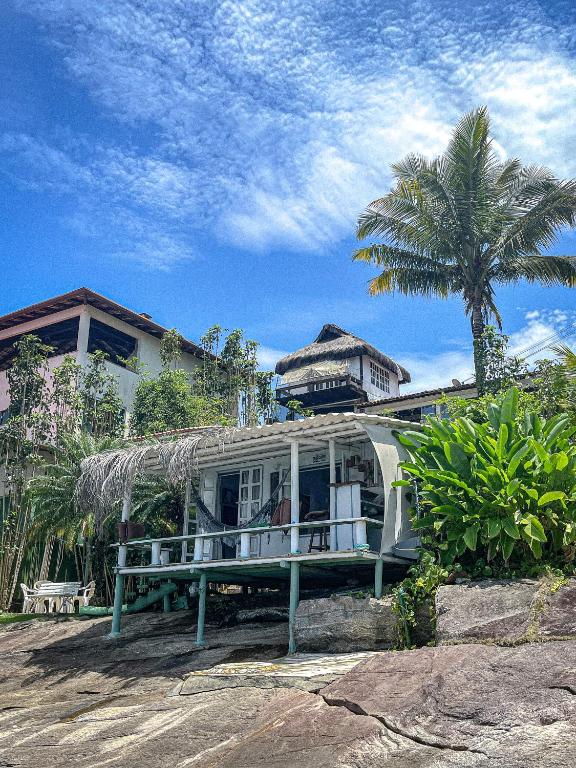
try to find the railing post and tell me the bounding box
[151,541,162,566]
[328,439,337,550]
[181,480,191,563]
[354,519,368,549]
[240,531,250,559]
[290,440,300,554]
[196,572,207,646]
[193,537,203,562]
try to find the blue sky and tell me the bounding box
[2,0,576,391]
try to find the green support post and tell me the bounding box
[163,583,172,613]
[374,558,384,599]
[196,573,207,647]
[109,572,124,638]
[288,560,300,654]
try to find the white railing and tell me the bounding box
[114,517,384,569]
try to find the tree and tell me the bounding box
[0,336,126,608]
[0,335,53,609]
[131,368,229,435]
[354,106,576,392]
[27,432,125,589]
[131,329,231,436]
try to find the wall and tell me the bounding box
[359,356,401,401]
[0,352,79,413]
[0,304,203,420]
[83,306,202,416]
[361,385,479,417]
[197,438,386,558]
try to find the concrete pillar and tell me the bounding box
[110,572,124,638]
[288,561,300,654]
[193,537,204,562]
[328,439,337,550]
[240,531,250,559]
[196,572,207,646]
[181,480,191,563]
[76,309,91,367]
[109,483,131,638]
[290,441,300,554]
[354,519,368,549]
[151,541,162,566]
[374,558,384,599]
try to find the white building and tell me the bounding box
[275,324,411,414]
[0,287,205,427]
[85,412,419,649]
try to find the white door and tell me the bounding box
[238,467,262,556]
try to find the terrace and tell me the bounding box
[79,412,419,652]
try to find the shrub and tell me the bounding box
[394,388,576,568]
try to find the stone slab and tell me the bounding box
[295,595,397,652]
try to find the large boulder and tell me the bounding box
[436,577,576,645]
[295,595,397,652]
[4,611,576,766]
[319,641,576,767]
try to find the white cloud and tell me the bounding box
[257,345,288,370]
[400,350,475,393]
[399,307,576,393]
[6,0,576,260]
[508,309,576,360]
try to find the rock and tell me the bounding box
[235,607,288,624]
[540,580,576,638]
[4,611,576,766]
[319,641,576,766]
[436,578,576,645]
[177,651,378,693]
[295,595,397,652]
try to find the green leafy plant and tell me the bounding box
[394,387,576,567]
[391,551,449,648]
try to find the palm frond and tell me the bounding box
[495,255,576,286]
[353,244,455,271]
[552,343,576,378]
[368,267,455,298]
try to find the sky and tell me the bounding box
[1,0,576,392]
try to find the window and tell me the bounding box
[0,408,9,426]
[87,318,137,368]
[312,379,340,391]
[370,361,390,393]
[0,317,80,371]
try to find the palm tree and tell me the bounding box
[354,106,576,391]
[27,432,125,586]
[553,343,576,379]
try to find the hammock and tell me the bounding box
[190,470,290,548]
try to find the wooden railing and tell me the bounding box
[113,517,385,569]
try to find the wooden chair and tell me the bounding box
[305,510,330,552]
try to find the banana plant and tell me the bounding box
[393,387,576,565]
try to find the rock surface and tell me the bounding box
[295,595,397,651]
[2,610,576,766]
[436,578,576,645]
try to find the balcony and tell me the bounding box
[275,373,367,409]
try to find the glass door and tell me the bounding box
[238,466,262,557]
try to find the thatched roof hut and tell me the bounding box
[275,324,411,382]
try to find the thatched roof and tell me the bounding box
[275,324,411,382]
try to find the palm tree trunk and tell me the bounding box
[471,304,487,395]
